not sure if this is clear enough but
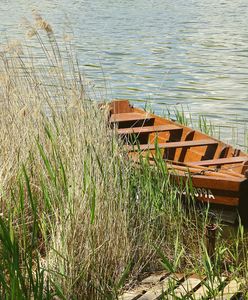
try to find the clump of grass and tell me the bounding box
[0,15,131,299]
[0,16,200,299]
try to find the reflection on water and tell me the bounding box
[0,0,248,146]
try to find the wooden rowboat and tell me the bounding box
[108,99,248,222]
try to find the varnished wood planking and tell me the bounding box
[117,124,182,135]
[110,113,154,123]
[191,156,247,167]
[126,139,218,152]
[110,99,132,114]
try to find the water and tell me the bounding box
[0,0,248,146]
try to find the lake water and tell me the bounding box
[1,0,248,146]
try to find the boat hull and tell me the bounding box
[108,99,248,223]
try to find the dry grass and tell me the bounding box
[0,16,180,299]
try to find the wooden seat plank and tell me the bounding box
[137,274,184,300]
[110,113,154,123]
[119,272,167,300]
[126,139,218,152]
[210,279,241,300]
[193,277,226,299]
[191,156,248,167]
[167,276,203,299]
[119,272,243,300]
[117,125,182,135]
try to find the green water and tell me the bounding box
[0,0,248,145]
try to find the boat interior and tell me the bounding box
[109,100,248,179]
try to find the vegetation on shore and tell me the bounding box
[0,16,247,299]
